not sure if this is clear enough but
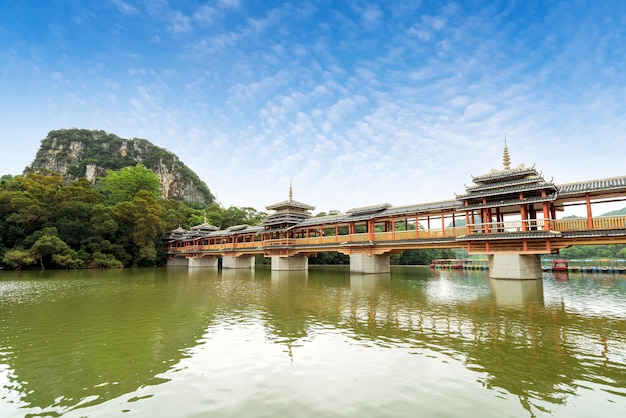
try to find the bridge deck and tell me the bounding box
[168,215,626,257]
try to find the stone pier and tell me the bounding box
[271,254,308,271]
[188,256,219,268]
[488,253,542,280]
[349,253,390,274]
[222,255,256,269]
[166,257,189,267]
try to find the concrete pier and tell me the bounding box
[166,257,189,267]
[222,255,255,269]
[188,256,219,268]
[349,253,390,274]
[488,253,542,280]
[271,254,308,271]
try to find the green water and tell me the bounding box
[0,266,624,417]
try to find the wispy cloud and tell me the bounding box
[1,0,626,215]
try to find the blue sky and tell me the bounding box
[1,1,625,214]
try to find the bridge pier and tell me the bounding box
[166,257,189,267]
[349,253,390,274]
[188,256,219,268]
[271,255,308,271]
[488,253,542,280]
[223,255,255,269]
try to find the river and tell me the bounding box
[0,266,625,417]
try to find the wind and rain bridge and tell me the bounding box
[166,146,626,280]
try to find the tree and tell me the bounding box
[52,249,84,269]
[2,249,35,270]
[29,228,70,270]
[199,202,266,229]
[97,164,161,203]
[114,190,166,266]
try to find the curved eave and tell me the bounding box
[265,199,315,211]
[463,176,551,192]
[457,183,558,200]
[463,195,556,211]
[557,176,626,202]
[471,166,538,183]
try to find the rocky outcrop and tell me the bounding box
[27,129,214,206]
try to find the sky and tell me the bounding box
[1,0,625,215]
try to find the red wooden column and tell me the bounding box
[415,215,420,238]
[465,201,471,235]
[519,192,528,231]
[441,212,446,237]
[585,193,594,229]
[482,198,489,233]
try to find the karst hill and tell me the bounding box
[27,129,214,207]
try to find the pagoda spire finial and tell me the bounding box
[289,178,293,201]
[503,138,511,170]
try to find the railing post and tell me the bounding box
[585,193,593,230]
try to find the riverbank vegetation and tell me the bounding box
[1,169,624,270]
[0,168,263,270]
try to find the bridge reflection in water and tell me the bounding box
[0,267,624,417]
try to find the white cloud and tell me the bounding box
[109,0,139,15]
[169,10,192,33]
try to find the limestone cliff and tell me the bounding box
[27,129,214,206]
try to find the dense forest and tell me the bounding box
[1,167,624,270]
[0,167,262,270]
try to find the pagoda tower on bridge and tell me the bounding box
[455,143,559,279]
[262,181,315,237]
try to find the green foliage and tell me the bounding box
[52,249,85,269]
[90,252,124,268]
[29,228,71,270]
[0,171,198,270]
[0,174,14,188]
[2,249,36,270]
[559,244,626,260]
[309,252,349,265]
[97,164,161,203]
[601,208,626,216]
[393,249,457,265]
[195,202,266,229]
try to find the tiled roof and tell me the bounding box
[293,199,461,228]
[346,203,391,216]
[265,199,315,211]
[457,182,557,200]
[557,176,626,195]
[463,175,549,192]
[471,165,537,183]
[463,193,556,210]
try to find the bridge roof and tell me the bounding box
[292,199,461,228]
[470,165,538,183]
[556,175,626,202]
[265,198,315,211]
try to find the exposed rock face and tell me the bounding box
[27,129,214,206]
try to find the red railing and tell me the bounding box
[168,216,626,253]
